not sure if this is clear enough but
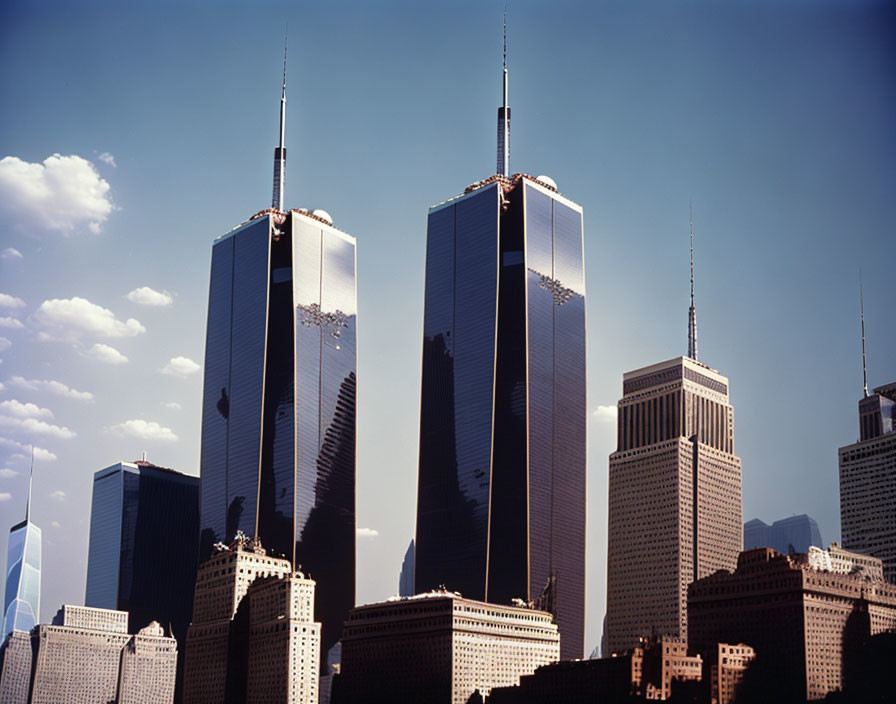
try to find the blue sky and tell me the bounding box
[1,0,893,655]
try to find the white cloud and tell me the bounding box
[0,338,11,353]
[34,296,145,342]
[1,248,23,261]
[50,490,66,501]
[356,527,379,538]
[32,446,57,462]
[127,286,172,307]
[51,520,61,528]
[0,415,75,440]
[0,437,57,462]
[98,152,117,168]
[0,294,25,309]
[109,419,178,442]
[0,154,113,234]
[0,493,10,502]
[8,376,93,401]
[85,343,128,364]
[163,401,182,410]
[0,468,18,478]
[0,317,24,330]
[161,356,200,378]
[0,399,54,419]
[593,405,618,423]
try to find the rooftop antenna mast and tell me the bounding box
[496,7,510,176]
[688,203,699,362]
[272,27,288,210]
[860,273,869,398]
[25,446,33,522]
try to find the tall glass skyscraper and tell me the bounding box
[85,460,199,642]
[3,473,40,638]
[198,54,357,663]
[416,174,586,660]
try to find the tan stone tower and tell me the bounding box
[605,356,743,654]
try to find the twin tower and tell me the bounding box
[196,28,588,665]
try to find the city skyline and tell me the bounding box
[0,0,894,659]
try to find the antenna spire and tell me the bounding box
[860,273,869,398]
[688,203,699,361]
[272,26,288,210]
[496,7,510,176]
[25,446,33,522]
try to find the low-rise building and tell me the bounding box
[118,621,178,704]
[335,591,560,704]
[0,630,33,704]
[709,643,754,704]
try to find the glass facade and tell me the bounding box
[3,519,41,637]
[85,461,199,643]
[415,177,586,660]
[199,211,357,664]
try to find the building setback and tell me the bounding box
[183,533,320,704]
[606,355,742,655]
[688,547,896,702]
[334,592,560,704]
[29,605,176,704]
[839,381,896,584]
[85,459,199,643]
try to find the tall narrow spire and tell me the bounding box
[25,446,33,522]
[860,273,869,398]
[496,7,510,176]
[688,203,699,361]
[272,28,288,210]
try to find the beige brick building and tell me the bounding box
[119,621,178,704]
[709,643,754,704]
[606,356,742,655]
[688,547,896,701]
[336,591,559,704]
[183,532,319,704]
[0,630,33,704]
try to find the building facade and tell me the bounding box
[0,630,33,704]
[415,173,586,659]
[743,514,822,555]
[199,206,356,662]
[30,605,176,704]
[688,547,896,702]
[85,459,199,642]
[839,381,896,584]
[606,356,742,655]
[2,481,40,639]
[184,533,319,704]
[709,643,755,704]
[336,591,560,704]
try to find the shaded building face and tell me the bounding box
[199,210,356,662]
[415,175,586,660]
[2,520,40,637]
[85,461,199,643]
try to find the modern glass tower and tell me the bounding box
[85,460,199,642]
[198,50,356,663]
[3,468,41,638]
[415,27,587,660]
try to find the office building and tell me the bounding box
[199,50,356,664]
[85,459,199,643]
[2,468,40,639]
[743,514,822,554]
[183,532,319,704]
[415,30,586,659]
[335,591,559,704]
[605,222,742,655]
[839,380,896,584]
[486,636,703,703]
[688,547,896,702]
[398,539,414,597]
[0,630,32,704]
[30,604,176,704]
[708,643,755,704]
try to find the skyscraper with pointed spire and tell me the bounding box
[604,212,742,654]
[2,459,41,638]
[198,43,356,666]
[415,16,587,660]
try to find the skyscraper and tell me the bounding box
[743,514,823,554]
[415,23,587,660]
[2,464,40,639]
[198,47,356,663]
[85,459,199,642]
[605,218,742,655]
